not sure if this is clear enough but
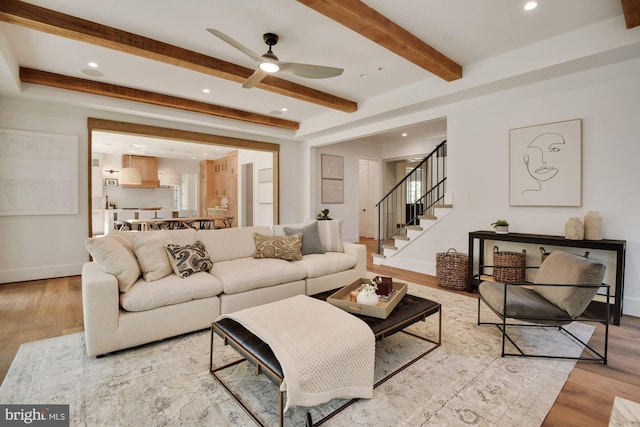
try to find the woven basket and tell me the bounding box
[493,246,526,283]
[540,247,590,263]
[436,248,469,290]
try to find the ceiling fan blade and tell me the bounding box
[242,69,268,89]
[278,63,344,79]
[206,28,264,63]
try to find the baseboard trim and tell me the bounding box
[0,263,84,284]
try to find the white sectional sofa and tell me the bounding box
[82,221,366,357]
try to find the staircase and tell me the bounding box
[373,140,450,266]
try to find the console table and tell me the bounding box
[467,230,626,325]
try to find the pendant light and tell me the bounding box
[120,154,142,185]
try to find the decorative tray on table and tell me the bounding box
[326,278,407,319]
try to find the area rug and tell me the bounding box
[0,282,594,426]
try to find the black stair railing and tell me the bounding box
[375,140,447,254]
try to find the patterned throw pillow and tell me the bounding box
[164,240,214,278]
[253,233,303,261]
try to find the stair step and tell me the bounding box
[372,253,386,259]
[406,225,422,231]
[434,204,452,209]
[394,235,410,241]
[419,214,437,220]
[382,244,397,250]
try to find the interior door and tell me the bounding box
[359,159,378,238]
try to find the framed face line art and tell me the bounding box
[509,119,582,207]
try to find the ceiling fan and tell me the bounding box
[207,29,344,89]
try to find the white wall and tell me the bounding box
[382,57,640,316]
[237,150,274,226]
[0,97,302,283]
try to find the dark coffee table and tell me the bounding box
[209,289,441,426]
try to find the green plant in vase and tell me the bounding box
[491,219,509,234]
[317,209,332,220]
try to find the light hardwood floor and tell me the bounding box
[0,238,638,426]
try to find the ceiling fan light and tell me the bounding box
[120,167,142,185]
[259,62,280,73]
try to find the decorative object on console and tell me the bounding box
[564,217,584,240]
[491,219,509,234]
[317,208,332,220]
[373,275,393,296]
[356,282,380,306]
[493,246,526,283]
[584,211,603,240]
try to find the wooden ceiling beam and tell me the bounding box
[621,0,640,29]
[0,0,357,113]
[20,68,300,130]
[297,0,462,82]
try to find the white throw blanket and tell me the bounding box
[218,295,375,411]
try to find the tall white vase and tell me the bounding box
[584,211,603,240]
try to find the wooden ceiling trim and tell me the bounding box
[87,118,281,153]
[297,0,462,82]
[21,68,300,131]
[621,0,640,29]
[0,0,357,113]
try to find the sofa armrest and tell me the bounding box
[81,262,121,356]
[343,242,367,278]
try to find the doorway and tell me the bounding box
[358,159,379,239]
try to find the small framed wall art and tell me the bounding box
[105,178,118,187]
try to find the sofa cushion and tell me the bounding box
[120,271,223,312]
[198,226,272,262]
[291,252,357,278]
[131,231,173,282]
[253,233,303,261]
[272,221,315,236]
[165,240,213,278]
[85,235,141,293]
[284,222,326,255]
[317,219,344,252]
[211,258,307,295]
[533,251,606,318]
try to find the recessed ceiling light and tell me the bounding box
[402,133,408,137]
[88,62,98,68]
[524,1,537,11]
[216,148,221,151]
[192,156,196,160]
[281,107,288,112]
[202,88,210,93]
[360,73,368,78]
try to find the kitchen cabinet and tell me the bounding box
[198,151,238,225]
[121,155,159,188]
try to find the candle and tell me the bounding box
[350,290,358,302]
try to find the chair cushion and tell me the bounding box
[479,282,572,324]
[533,251,606,317]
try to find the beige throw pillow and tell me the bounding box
[317,219,344,252]
[533,251,606,318]
[253,233,303,261]
[131,231,173,282]
[85,235,141,293]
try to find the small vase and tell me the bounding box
[565,217,584,240]
[584,211,603,240]
[494,225,509,234]
[356,290,379,306]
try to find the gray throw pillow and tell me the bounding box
[284,222,326,255]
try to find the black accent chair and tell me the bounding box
[477,250,609,364]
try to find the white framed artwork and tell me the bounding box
[509,119,582,207]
